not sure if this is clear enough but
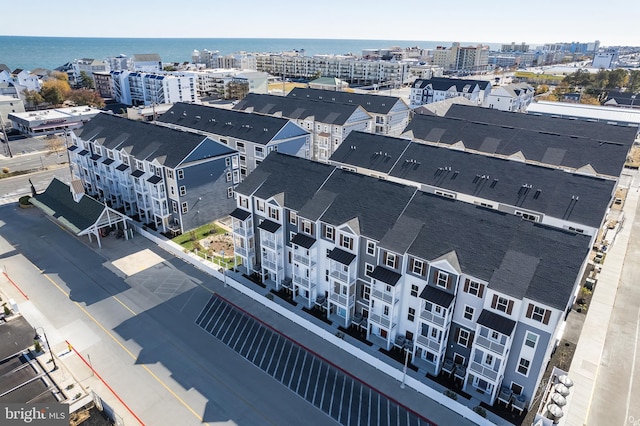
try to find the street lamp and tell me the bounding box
[33,327,57,371]
[220,250,227,287]
[400,347,409,389]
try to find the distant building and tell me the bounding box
[527,100,640,128]
[0,93,25,126]
[501,42,530,53]
[431,43,490,73]
[410,77,492,108]
[592,51,619,69]
[106,54,132,72]
[8,106,102,136]
[485,83,534,112]
[603,91,639,109]
[234,93,373,162]
[132,54,163,73]
[70,58,108,87]
[92,71,113,99]
[111,71,198,106]
[180,69,268,99]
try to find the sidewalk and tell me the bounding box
[564,186,640,425]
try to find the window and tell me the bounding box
[408,307,415,322]
[179,185,186,196]
[410,284,419,297]
[511,383,523,395]
[363,285,371,301]
[517,358,530,376]
[240,197,248,208]
[525,332,538,349]
[94,145,102,156]
[302,220,312,235]
[383,305,389,316]
[289,211,297,225]
[167,169,174,179]
[177,169,184,180]
[136,160,144,171]
[226,171,232,182]
[365,263,374,277]
[436,271,449,289]
[340,234,353,250]
[457,329,470,347]
[324,225,334,241]
[526,303,550,324]
[255,146,264,158]
[412,259,424,275]
[268,207,279,220]
[496,296,509,313]
[225,157,231,167]
[181,202,188,213]
[385,252,397,268]
[107,150,114,159]
[227,187,234,198]
[172,201,177,213]
[256,200,265,212]
[366,240,376,256]
[237,142,245,153]
[481,355,494,369]
[464,279,484,298]
[491,331,499,341]
[464,305,474,321]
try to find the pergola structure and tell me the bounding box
[30,178,130,248]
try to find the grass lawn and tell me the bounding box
[172,223,225,251]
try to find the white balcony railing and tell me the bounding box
[262,258,282,272]
[234,246,249,257]
[262,238,282,250]
[469,361,499,381]
[420,309,445,327]
[368,313,396,330]
[293,253,316,267]
[371,288,397,305]
[328,292,355,307]
[293,275,316,290]
[475,335,507,355]
[416,335,445,353]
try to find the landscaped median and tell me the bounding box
[171,222,238,268]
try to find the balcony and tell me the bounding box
[371,288,397,305]
[328,292,355,308]
[329,269,353,284]
[416,335,444,353]
[475,335,507,355]
[293,253,315,266]
[420,309,446,327]
[262,258,282,273]
[234,245,250,257]
[262,238,282,251]
[368,313,395,330]
[293,274,316,291]
[469,361,499,382]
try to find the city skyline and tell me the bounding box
[1,0,636,47]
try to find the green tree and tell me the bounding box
[67,88,105,108]
[22,89,44,108]
[78,71,95,89]
[534,84,549,95]
[607,69,629,89]
[628,70,640,93]
[593,70,609,90]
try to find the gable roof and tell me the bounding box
[330,131,411,174]
[288,87,408,115]
[75,113,234,168]
[403,113,630,177]
[445,104,637,145]
[233,93,370,125]
[412,77,490,92]
[158,102,305,145]
[400,191,590,309]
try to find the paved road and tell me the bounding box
[0,206,337,425]
[586,182,640,426]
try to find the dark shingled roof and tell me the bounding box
[234,93,370,125]
[32,178,105,233]
[157,102,306,145]
[257,219,281,233]
[370,265,402,286]
[327,247,356,265]
[116,164,129,171]
[291,233,316,249]
[445,104,637,146]
[477,309,516,336]
[230,208,251,221]
[287,87,407,115]
[419,285,455,307]
[147,175,162,184]
[333,132,615,229]
[400,192,590,310]
[76,113,234,169]
[404,113,630,177]
[412,77,491,92]
[131,169,144,178]
[234,153,335,212]
[102,158,114,165]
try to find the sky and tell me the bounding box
[1,0,636,47]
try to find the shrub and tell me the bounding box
[34,340,43,353]
[265,293,274,301]
[443,390,458,400]
[19,195,32,206]
[2,167,9,174]
[472,406,487,418]
[3,304,10,316]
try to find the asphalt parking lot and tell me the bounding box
[197,295,435,426]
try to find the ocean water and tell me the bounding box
[0,36,501,72]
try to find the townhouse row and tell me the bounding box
[230,152,593,410]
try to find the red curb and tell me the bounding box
[3,271,29,300]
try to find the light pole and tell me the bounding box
[220,250,227,287]
[400,347,409,389]
[33,327,57,371]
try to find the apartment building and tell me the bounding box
[68,113,239,233]
[410,77,492,108]
[402,113,633,179]
[485,83,535,112]
[132,54,163,72]
[329,131,616,238]
[92,71,113,99]
[180,69,268,99]
[255,53,411,86]
[233,93,373,162]
[191,50,258,70]
[231,152,592,410]
[111,70,198,106]
[70,58,108,86]
[287,88,410,136]
[431,43,490,72]
[156,102,310,179]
